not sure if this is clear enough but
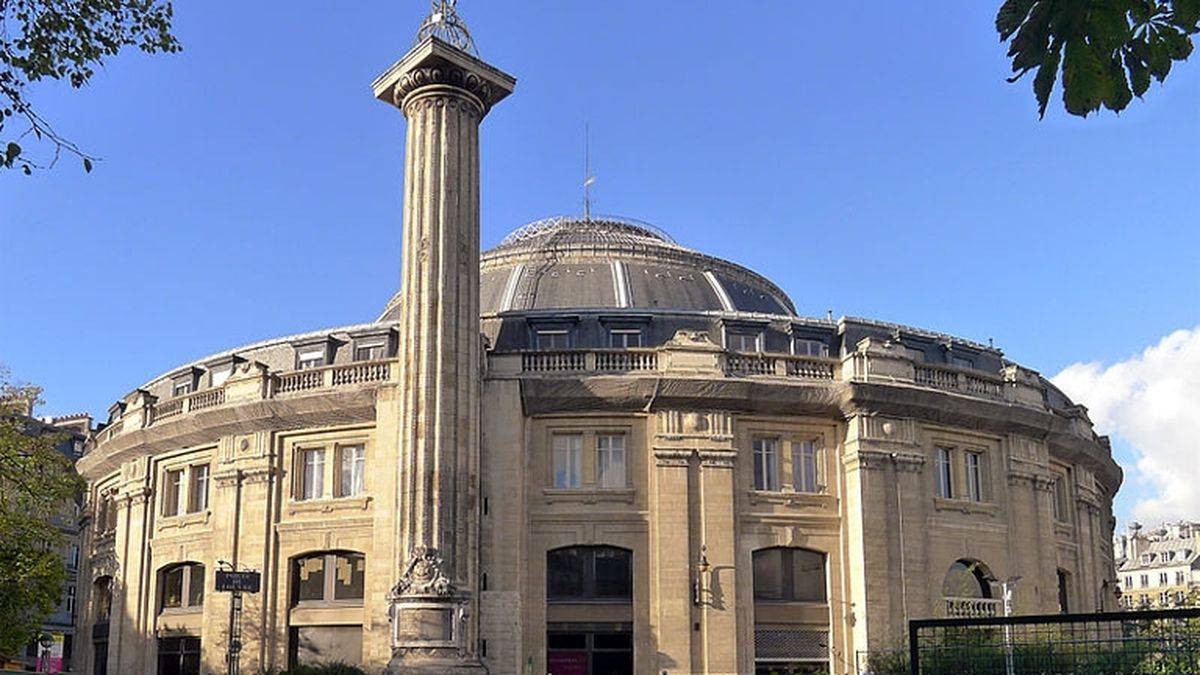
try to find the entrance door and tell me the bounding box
[91,640,107,675]
[547,629,633,675]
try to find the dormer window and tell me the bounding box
[169,367,201,398]
[953,356,974,369]
[793,338,829,358]
[1141,553,1154,564]
[536,330,570,350]
[354,341,386,361]
[297,348,326,370]
[172,380,193,397]
[609,329,642,348]
[726,329,761,353]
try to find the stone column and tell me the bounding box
[372,35,514,674]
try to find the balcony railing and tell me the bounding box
[944,596,1002,618]
[915,364,1004,398]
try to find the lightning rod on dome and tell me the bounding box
[414,0,478,55]
[583,122,596,222]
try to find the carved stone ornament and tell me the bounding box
[395,66,493,113]
[390,547,456,599]
[665,329,719,348]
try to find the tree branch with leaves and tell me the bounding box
[998,0,1200,118]
[1,0,180,174]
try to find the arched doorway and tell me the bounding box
[752,547,830,675]
[545,545,633,675]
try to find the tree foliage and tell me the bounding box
[0,366,84,658]
[997,0,1200,117]
[1,0,180,174]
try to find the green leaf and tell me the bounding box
[1172,0,1200,30]
[5,142,20,161]
[1103,54,1133,112]
[1062,38,1108,116]
[1034,42,1062,118]
[1125,49,1152,96]
[997,0,1039,40]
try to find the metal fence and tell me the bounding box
[903,608,1200,675]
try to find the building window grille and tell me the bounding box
[188,464,209,513]
[596,434,626,488]
[535,330,571,350]
[157,636,201,675]
[753,437,780,491]
[752,547,827,603]
[160,563,204,612]
[609,329,642,348]
[965,451,983,502]
[299,448,325,500]
[792,440,820,494]
[162,469,184,517]
[292,552,365,605]
[935,447,954,499]
[793,338,829,357]
[552,434,583,489]
[337,444,366,497]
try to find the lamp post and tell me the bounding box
[1000,576,1022,675]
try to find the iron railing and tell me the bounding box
[906,608,1200,675]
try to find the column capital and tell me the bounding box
[373,37,515,116]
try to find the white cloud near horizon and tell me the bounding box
[1052,327,1200,525]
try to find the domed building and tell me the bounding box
[74,8,1121,675]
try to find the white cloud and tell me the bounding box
[1052,327,1200,525]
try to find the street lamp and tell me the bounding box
[1000,576,1022,675]
[692,545,710,606]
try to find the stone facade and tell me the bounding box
[72,10,1122,675]
[1115,522,1200,609]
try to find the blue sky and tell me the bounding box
[2,2,1198,525]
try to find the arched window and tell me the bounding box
[546,546,632,601]
[291,551,365,605]
[159,563,204,612]
[752,547,827,603]
[93,576,113,622]
[942,559,993,599]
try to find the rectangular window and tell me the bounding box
[1160,572,1169,585]
[68,544,79,569]
[1052,475,1070,522]
[552,434,583,488]
[609,329,642,348]
[172,380,193,397]
[163,469,184,517]
[1141,574,1149,588]
[965,451,983,502]
[354,342,386,361]
[753,438,779,491]
[793,338,829,357]
[297,349,325,370]
[338,444,366,497]
[66,585,76,614]
[597,435,626,488]
[952,356,973,369]
[536,330,570,350]
[1177,571,1187,585]
[299,448,325,500]
[727,330,761,353]
[188,464,209,513]
[935,447,953,499]
[792,440,819,493]
[332,553,365,601]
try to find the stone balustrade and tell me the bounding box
[943,596,1002,618]
[94,359,397,448]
